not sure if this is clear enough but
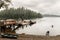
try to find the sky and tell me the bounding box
[3,0,60,15]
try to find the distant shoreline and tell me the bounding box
[43,14,60,17]
[43,16,60,17]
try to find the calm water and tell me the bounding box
[16,17,60,36]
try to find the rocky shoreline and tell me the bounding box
[0,34,60,40]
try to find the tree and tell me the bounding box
[0,0,11,9]
[0,7,43,19]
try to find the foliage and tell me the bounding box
[0,0,11,9]
[0,7,43,19]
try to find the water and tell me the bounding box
[16,17,60,36]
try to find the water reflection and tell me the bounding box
[16,17,60,36]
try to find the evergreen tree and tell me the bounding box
[0,7,43,19]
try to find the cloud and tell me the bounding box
[9,0,60,15]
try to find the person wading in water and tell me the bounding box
[52,25,54,28]
[46,31,50,36]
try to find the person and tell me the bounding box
[46,31,50,36]
[52,25,54,28]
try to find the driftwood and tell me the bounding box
[0,19,36,34]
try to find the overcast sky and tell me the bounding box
[7,0,60,15]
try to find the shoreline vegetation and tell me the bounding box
[0,7,43,20]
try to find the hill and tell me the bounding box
[43,14,60,17]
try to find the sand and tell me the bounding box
[0,34,60,40]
